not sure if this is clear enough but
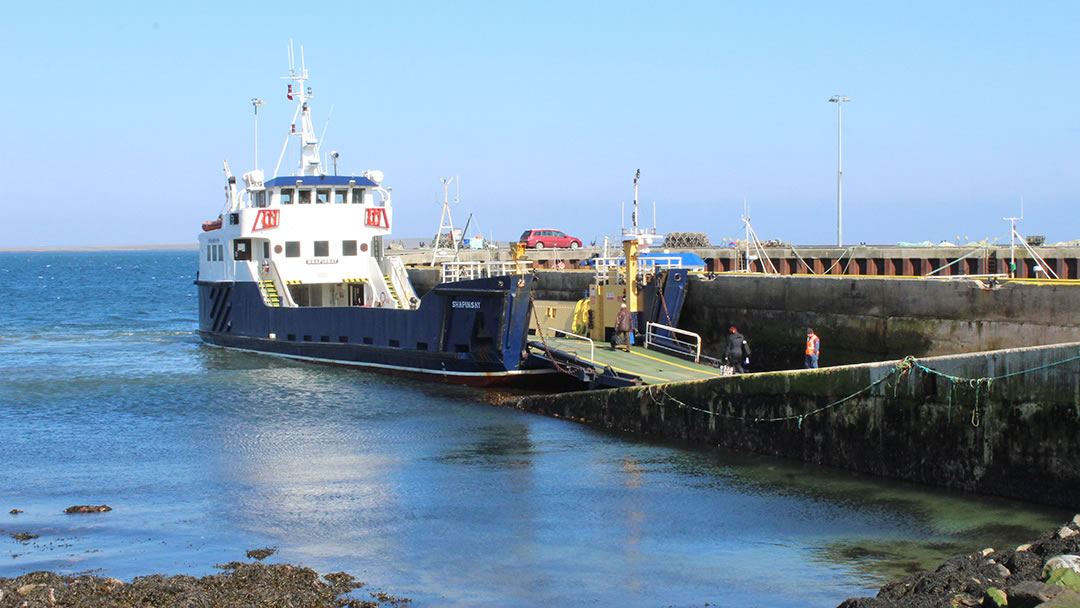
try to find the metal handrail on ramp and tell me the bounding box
[645,322,701,363]
[547,328,594,361]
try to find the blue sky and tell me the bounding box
[4,1,1078,247]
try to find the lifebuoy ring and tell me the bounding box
[261,261,270,273]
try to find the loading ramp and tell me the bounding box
[527,335,729,389]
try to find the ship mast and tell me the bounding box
[273,43,322,177]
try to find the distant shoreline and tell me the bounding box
[0,243,199,252]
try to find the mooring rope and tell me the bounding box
[789,246,817,274]
[648,349,1080,428]
[822,247,855,275]
[527,286,575,375]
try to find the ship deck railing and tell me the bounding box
[387,256,420,307]
[440,260,532,283]
[591,256,702,284]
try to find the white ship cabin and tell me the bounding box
[198,168,419,310]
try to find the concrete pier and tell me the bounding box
[393,242,1080,278]
[510,342,1080,507]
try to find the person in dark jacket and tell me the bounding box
[612,302,633,352]
[724,326,751,373]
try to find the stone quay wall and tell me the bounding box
[679,274,1080,370]
[511,342,1080,507]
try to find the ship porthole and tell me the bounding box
[274,244,283,254]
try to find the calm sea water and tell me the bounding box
[0,251,1070,607]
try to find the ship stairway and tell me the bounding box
[382,275,401,308]
[258,280,281,307]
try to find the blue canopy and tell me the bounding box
[264,175,378,188]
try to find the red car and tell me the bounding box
[519,229,582,250]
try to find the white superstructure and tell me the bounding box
[197,50,416,310]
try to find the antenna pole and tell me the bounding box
[828,95,851,246]
[252,98,265,170]
[743,198,751,271]
[632,169,640,234]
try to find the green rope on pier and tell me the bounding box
[650,349,1080,426]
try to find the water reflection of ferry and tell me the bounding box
[195,51,543,386]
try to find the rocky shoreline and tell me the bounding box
[0,560,410,607]
[5,516,1080,607]
[839,514,1080,608]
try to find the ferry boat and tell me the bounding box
[196,52,542,385]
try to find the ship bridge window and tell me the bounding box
[233,239,252,261]
[334,190,346,204]
[342,240,357,256]
[316,189,330,204]
[314,241,329,257]
[280,188,294,205]
[253,191,267,207]
[351,188,364,204]
[285,241,300,257]
[299,189,312,204]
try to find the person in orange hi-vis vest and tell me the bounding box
[805,328,820,369]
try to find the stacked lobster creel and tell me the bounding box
[663,232,711,248]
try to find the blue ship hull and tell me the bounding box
[196,274,547,385]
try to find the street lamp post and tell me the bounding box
[828,95,851,247]
[252,98,265,170]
